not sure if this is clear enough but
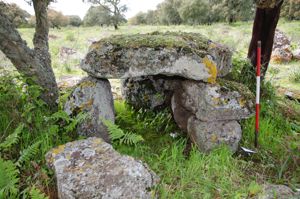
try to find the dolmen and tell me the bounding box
[65,31,254,153]
[50,32,254,199]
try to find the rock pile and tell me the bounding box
[46,138,159,199]
[271,29,293,63]
[65,32,254,153]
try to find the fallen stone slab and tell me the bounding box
[65,76,115,142]
[171,79,254,152]
[46,138,159,199]
[81,32,232,83]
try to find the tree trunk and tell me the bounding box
[248,1,284,78]
[288,0,294,20]
[114,23,118,30]
[0,1,58,110]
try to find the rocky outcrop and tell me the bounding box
[271,29,293,63]
[81,32,232,83]
[46,138,159,199]
[65,77,115,142]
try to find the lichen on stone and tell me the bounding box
[203,56,218,84]
[217,79,255,103]
[79,80,96,88]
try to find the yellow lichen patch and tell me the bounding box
[210,134,218,143]
[93,138,102,145]
[203,57,218,84]
[79,99,94,110]
[208,42,217,49]
[212,97,220,105]
[80,80,96,88]
[239,98,247,107]
[51,145,66,156]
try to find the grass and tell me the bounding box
[111,99,299,198]
[0,21,299,198]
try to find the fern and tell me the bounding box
[0,158,19,198]
[121,132,144,145]
[103,119,144,145]
[0,123,24,150]
[16,141,41,167]
[49,110,71,123]
[30,186,49,199]
[64,112,87,133]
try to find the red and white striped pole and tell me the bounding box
[255,41,261,148]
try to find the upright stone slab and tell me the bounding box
[171,80,254,152]
[65,77,115,142]
[81,32,232,83]
[172,80,254,122]
[46,138,159,199]
[122,76,181,110]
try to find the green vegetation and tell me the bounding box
[0,74,85,198]
[111,98,299,198]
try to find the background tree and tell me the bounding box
[84,0,127,29]
[128,12,147,25]
[0,0,58,110]
[145,10,159,25]
[0,2,31,27]
[157,0,182,25]
[248,0,284,78]
[179,0,210,25]
[130,0,255,25]
[223,0,254,23]
[67,15,82,27]
[83,6,112,26]
[281,0,300,20]
[48,8,69,28]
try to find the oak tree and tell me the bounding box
[0,0,58,110]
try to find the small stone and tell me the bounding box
[293,49,300,60]
[64,76,115,142]
[46,138,159,199]
[258,184,300,199]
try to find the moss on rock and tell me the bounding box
[90,31,210,58]
[217,79,255,103]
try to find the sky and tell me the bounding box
[4,0,164,19]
